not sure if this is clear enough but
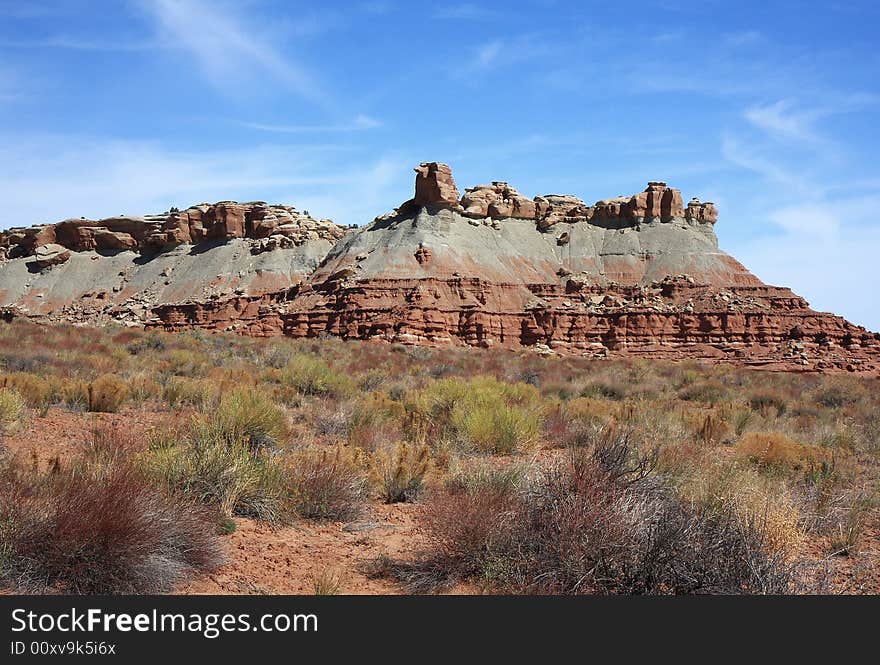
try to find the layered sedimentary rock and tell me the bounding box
[2,162,877,373]
[147,162,880,374]
[0,202,347,324]
[0,201,344,257]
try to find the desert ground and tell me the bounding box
[0,319,877,595]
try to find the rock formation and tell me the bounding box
[0,202,347,324]
[1,163,878,374]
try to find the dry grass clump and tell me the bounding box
[676,457,804,555]
[87,373,128,412]
[286,445,367,520]
[126,372,162,404]
[144,427,292,524]
[0,387,25,435]
[749,390,788,417]
[162,376,217,410]
[677,379,727,405]
[0,432,225,594]
[0,372,52,409]
[370,442,431,503]
[736,432,830,471]
[59,379,89,411]
[347,392,405,450]
[203,387,289,450]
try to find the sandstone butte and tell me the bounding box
[0,162,878,375]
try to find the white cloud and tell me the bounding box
[0,133,410,228]
[138,0,327,105]
[242,114,382,133]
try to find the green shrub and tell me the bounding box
[281,355,354,398]
[144,426,291,524]
[204,388,288,450]
[404,377,543,454]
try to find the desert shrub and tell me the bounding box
[162,349,209,377]
[281,355,354,398]
[814,384,859,409]
[0,388,25,435]
[405,377,542,454]
[0,372,51,409]
[87,373,128,413]
[696,412,732,446]
[126,333,166,355]
[287,446,366,521]
[260,342,292,369]
[736,432,829,471]
[0,353,50,374]
[347,392,405,450]
[162,376,216,410]
[370,442,431,503]
[415,437,804,594]
[144,427,291,524]
[749,390,788,416]
[127,372,162,404]
[0,449,224,594]
[564,397,615,427]
[452,401,541,454]
[580,380,627,401]
[678,380,727,405]
[677,458,803,554]
[203,388,288,450]
[311,402,352,438]
[59,379,89,411]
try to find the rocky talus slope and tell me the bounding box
[1,163,877,373]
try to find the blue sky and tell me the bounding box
[1,0,878,330]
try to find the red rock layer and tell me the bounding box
[149,276,880,374]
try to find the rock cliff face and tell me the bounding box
[0,202,348,324]
[1,163,878,373]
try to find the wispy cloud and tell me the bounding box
[720,134,810,193]
[744,95,879,145]
[138,0,328,105]
[476,41,502,68]
[242,114,382,133]
[744,100,822,144]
